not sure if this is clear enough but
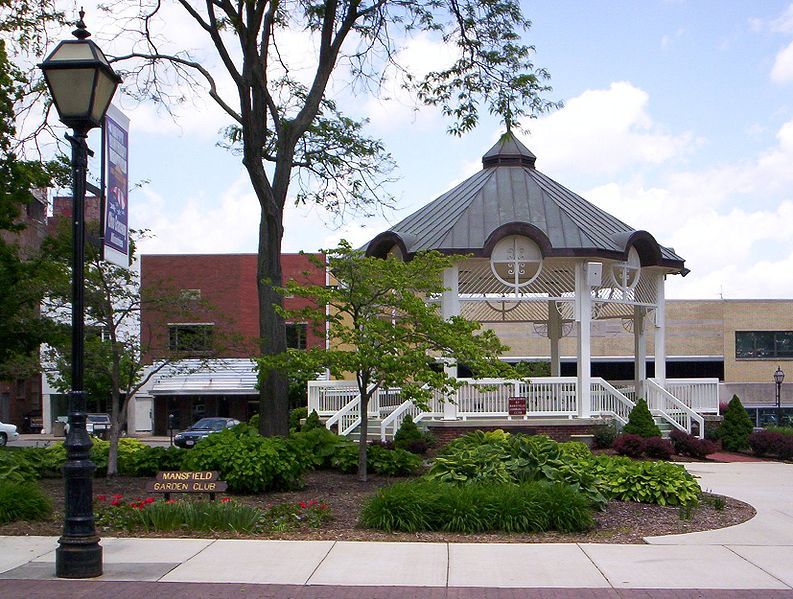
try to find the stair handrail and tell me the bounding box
[379,399,432,441]
[325,393,361,436]
[592,378,635,425]
[646,378,705,438]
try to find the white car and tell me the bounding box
[0,421,19,446]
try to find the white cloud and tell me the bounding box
[133,172,259,255]
[771,40,793,83]
[522,82,696,176]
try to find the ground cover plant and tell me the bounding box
[0,481,52,524]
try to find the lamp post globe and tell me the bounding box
[775,367,785,428]
[38,10,121,579]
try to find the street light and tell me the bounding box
[39,10,121,579]
[774,366,785,428]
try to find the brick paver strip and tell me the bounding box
[1,581,791,598]
[705,452,768,463]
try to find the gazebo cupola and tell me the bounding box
[365,131,687,420]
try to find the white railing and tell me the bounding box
[522,377,578,416]
[591,378,635,425]
[379,399,441,441]
[308,381,360,416]
[614,383,637,403]
[646,378,705,438]
[456,379,521,418]
[666,378,719,414]
[325,395,361,437]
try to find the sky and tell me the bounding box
[41,1,793,300]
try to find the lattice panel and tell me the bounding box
[457,258,576,298]
[592,267,658,307]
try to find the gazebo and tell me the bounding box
[309,133,717,440]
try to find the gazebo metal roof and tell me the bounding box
[366,132,686,272]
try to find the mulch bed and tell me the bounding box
[0,469,755,544]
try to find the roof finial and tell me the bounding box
[73,7,91,40]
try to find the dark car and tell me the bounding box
[173,417,240,448]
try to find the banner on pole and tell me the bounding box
[103,104,130,268]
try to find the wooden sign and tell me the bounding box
[145,471,228,494]
[508,397,527,416]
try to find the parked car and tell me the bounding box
[61,414,115,438]
[173,417,240,448]
[0,421,20,446]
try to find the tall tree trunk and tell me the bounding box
[358,392,369,482]
[256,206,289,437]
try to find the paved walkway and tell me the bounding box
[1,463,793,597]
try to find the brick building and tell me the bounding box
[136,253,325,435]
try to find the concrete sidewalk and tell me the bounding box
[1,463,793,597]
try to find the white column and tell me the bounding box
[548,300,561,377]
[441,264,460,420]
[575,262,592,417]
[654,272,667,387]
[633,306,646,399]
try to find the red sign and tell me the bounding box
[508,397,526,416]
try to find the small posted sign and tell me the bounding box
[508,397,527,416]
[145,471,227,498]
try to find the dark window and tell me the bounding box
[169,324,214,353]
[286,323,307,350]
[735,331,793,359]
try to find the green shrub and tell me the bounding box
[121,446,185,476]
[302,410,323,432]
[289,407,308,431]
[622,399,661,438]
[586,455,700,506]
[360,480,594,534]
[558,441,591,460]
[394,415,423,451]
[427,431,606,508]
[248,414,260,430]
[721,395,753,451]
[0,448,41,482]
[181,425,307,493]
[0,481,53,524]
[290,426,354,469]
[593,423,618,449]
[367,445,422,476]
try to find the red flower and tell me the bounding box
[308,500,318,507]
[320,503,329,510]
[221,497,231,503]
[166,499,176,504]
[299,501,307,509]
[144,497,155,504]
[96,495,107,502]
[110,500,121,507]
[112,494,123,500]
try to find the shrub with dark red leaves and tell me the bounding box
[643,437,674,460]
[750,430,793,460]
[669,430,718,459]
[612,434,645,458]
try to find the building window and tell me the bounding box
[736,331,793,359]
[286,323,307,350]
[169,324,214,353]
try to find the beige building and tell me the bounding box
[486,298,793,421]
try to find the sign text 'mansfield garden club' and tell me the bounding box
[145,471,227,493]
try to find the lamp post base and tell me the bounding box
[56,536,102,578]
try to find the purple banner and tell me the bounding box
[104,106,129,265]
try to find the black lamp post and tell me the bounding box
[39,11,121,579]
[775,366,785,428]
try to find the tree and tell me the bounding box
[721,394,753,452]
[105,0,559,436]
[41,224,229,475]
[0,37,66,378]
[258,241,525,481]
[622,398,661,438]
